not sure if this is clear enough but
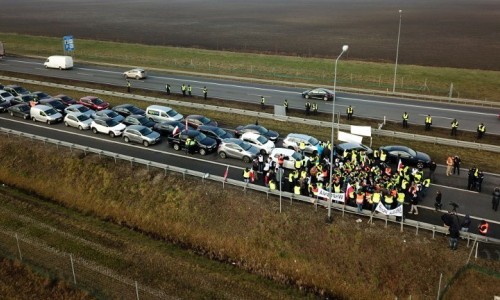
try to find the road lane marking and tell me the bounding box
[418,114,454,120]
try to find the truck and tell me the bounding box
[43,55,73,70]
[0,42,5,59]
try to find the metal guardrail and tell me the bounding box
[1,127,498,245]
[1,75,500,153]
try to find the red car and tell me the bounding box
[78,96,109,111]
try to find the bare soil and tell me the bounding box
[0,0,499,70]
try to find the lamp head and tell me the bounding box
[342,45,349,52]
[399,9,402,13]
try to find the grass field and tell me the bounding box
[1,33,500,101]
[0,137,498,298]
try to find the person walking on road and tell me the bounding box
[477,123,486,139]
[203,86,207,100]
[453,155,461,175]
[425,114,432,131]
[346,105,353,120]
[451,119,459,136]
[181,84,187,96]
[446,155,454,176]
[126,80,131,93]
[260,96,265,110]
[402,112,409,128]
[305,101,311,115]
[434,190,442,211]
[492,187,500,211]
[165,83,171,95]
[283,99,289,113]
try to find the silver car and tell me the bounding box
[94,109,125,123]
[123,68,147,79]
[282,133,321,156]
[65,104,96,118]
[64,112,93,130]
[123,125,161,147]
[217,138,259,163]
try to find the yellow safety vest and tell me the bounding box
[372,193,381,203]
[380,152,387,161]
[397,193,405,203]
[269,181,276,190]
[384,195,394,204]
[294,186,301,195]
[243,170,250,178]
[426,116,432,124]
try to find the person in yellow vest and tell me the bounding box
[397,189,406,206]
[477,123,486,139]
[450,119,459,136]
[402,112,409,128]
[384,193,394,210]
[126,80,131,93]
[269,179,276,191]
[181,83,187,96]
[260,96,265,110]
[294,159,302,170]
[299,141,306,155]
[294,182,301,195]
[380,150,387,163]
[242,168,251,183]
[356,191,364,213]
[421,178,431,198]
[288,172,295,192]
[425,114,432,131]
[372,191,381,212]
[346,105,353,120]
[188,85,192,96]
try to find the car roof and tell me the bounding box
[270,148,296,156]
[187,114,204,119]
[127,114,146,119]
[222,138,244,144]
[198,125,218,131]
[126,125,147,130]
[241,132,262,139]
[32,104,52,110]
[382,145,408,151]
[147,105,173,111]
[81,96,98,100]
[129,68,145,72]
[286,133,314,140]
[66,111,84,117]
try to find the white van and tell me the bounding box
[30,105,63,124]
[44,55,73,70]
[145,105,183,123]
[269,148,306,170]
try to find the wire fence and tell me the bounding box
[0,228,169,300]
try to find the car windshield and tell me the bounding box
[60,96,71,101]
[77,114,90,121]
[78,106,90,112]
[107,111,119,118]
[128,106,141,113]
[22,95,34,101]
[139,127,153,135]
[14,87,28,94]
[105,119,119,127]
[37,93,49,98]
[240,141,252,151]
[292,152,303,161]
[256,135,268,144]
[1,92,10,97]
[213,127,225,136]
[50,100,65,109]
[405,148,417,157]
[92,98,104,105]
[137,116,150,124]
[199,116,210,124]
[166,109,179,117]
[45,108,58,116]
[193,132,207,141]
[20,105,30,112]
[0,99,6,104]
[308,137,319,145]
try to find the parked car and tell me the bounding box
[78,96,109,111]
[379,145,432,167]
[145,105,183,123]
[11,94,35,106]
[123,68,147,79]
[3,85,30,97]
[185,114,218,128]
[7,103,30,119]
[30,105,63,124]
[335,142,373,157]
[301,88,335,101]
[39,98,67,115]
[269,148,306,170]
[217,138,259,163]
[112,104,145,117]
[30,91,52,101]
[90,117,126,137]
[197,125,234,144]
[64,104,96,118]
[153,120,192,137]
[282,133,320,155]
[240,132,275,155]
[234,124,279,142]
[53,94,77,106]
[122,115,155,128]
[0,90,15,104]
[0,97,11,112]
[167,129,217,156]
[94,109,125,123]
[123,125,161,147]
[64,112,92,130]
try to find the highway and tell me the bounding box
[0,113,498,241]
[1,57,499,134]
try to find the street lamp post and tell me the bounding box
[392,9,403,93]
[327,44,349,222]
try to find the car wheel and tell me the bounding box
[260,149,267,155]
[124,136,130,143]
[324,96,328,101]
[23,115,29,120]
[173,143,180,151]
[64,121,69,127]
[199,148,207,156]
[143,141,149,147]
[92,128,98,134]
[243,156,251,163]
[219,151,227,159]
[305,94,309,99]
[78,125,83,131]
[47,120,51,125]
[123,74,128,79]
[9,111,13,117]
[32,117,36,122]
[135,75,140,80]
[59,66,62,70]
[109,132,115,138]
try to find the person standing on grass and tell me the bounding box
[181,84,187,96]
[453,155,461,175]
[305,101,311,115]
[450,119,459,136]
[126,80,131,93]
[402,112,409,128]
[425,114,432,131]
[260,96,265,109]
[346,105,353,120]
[283,99,289,113]
[165,83,171,95]
[203,86,207,100]
[188,85,192,96]
[477,123,486,139]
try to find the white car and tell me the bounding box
[123,68,147,79]
[90,117,126,137]
[0,90,15,104]
[240,132,275,155]
[269,148,307,170]
[65,104,96,118]
[64,112,93,130]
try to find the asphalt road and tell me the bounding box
[0,114,498,241]
[1,57,499,134]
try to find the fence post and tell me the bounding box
[436,273,443,300]
[432,226,436,239]
[15,233,22,261]
[70,254,77,285]
[475,242,479,260]
[416,222,419,235]
[135,281,140,300]
[400,217,404,232]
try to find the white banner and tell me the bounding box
[375,202,403,216]
[317,188,345,203]
[350,126,372,137]
[337,131,363,144]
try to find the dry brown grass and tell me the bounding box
[0,258,93,299]
[443,267,500,299]
[0,137,498,298]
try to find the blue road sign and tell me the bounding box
[63,35,75,51]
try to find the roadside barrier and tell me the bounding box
[1,126,498,247]
[1,75,499,153]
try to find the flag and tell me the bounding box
[345,183,353,199]
[397,159,404,172]
[223,166,229,182]
[172,126,180,136]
